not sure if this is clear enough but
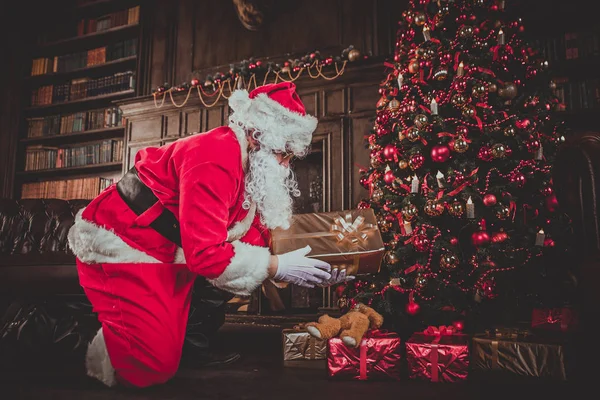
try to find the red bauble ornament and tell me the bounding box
[409,153,425,170]
[541,186,554,197]
[511,173,526,187]
[452,320,464,331]
[456,125,469,136]
[471,230,490,247]
[383,145,399,161]
[483,194,497,207]
[413,234,431,252]
[357,200,370,209]
[377,127,389,136]
[492,230,509,243]
[544,238,556,247]
[479,279,497,300]
[431,145,451,163]
[384,170,395,184]
[526,139,541,153]
[406,301,420,315]
[516,119,531,130]
[452,171,465,187]
[335,284,347,297]
[546,193,559,212]
[190,78,200,86]
[478,146,493,161]
[450,237,459,246]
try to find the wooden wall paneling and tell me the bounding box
[192,1,238,71]
[174,0,195,85]
[299,92,318,117]
[163,112,182,138]
[323,87,346,118]
[376,0,409,56]
[127,142,159,170]
[349,82,381,113]
[183,108,202,135]
[129,115,165,143]
[206,106,226,131]
[150,0,172,90]
[313,119,343,211]
[341,0,376,56]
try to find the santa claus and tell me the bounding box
[67,82,353,388]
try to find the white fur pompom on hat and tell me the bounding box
[228,82,317,156]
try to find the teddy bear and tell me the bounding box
[305,303,384,348]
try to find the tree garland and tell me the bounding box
[152,45,368,109]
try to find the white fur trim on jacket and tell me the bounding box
[86,328,117,387]
[68,209,162,264]
[228,89,317,156]
[207,240,270,296]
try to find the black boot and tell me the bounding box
[180,278,240,368]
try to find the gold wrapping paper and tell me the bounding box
[271,209,385,275]
[471,332,567,380]
[282,328,327,369]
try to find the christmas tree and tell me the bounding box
[347,0,574,330]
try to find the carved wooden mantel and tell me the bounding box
[117,59,385,211]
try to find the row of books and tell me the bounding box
[554,78,600,111]
[26,107,124,138]
[534,30,600,62]
[77,6,140,36]
[24,139,124,171]
[30,39,137,76]
[30,71,135,106]
[21,177,114,200]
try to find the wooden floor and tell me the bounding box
[0,322,583,400]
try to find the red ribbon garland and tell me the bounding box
[446,167,480,197]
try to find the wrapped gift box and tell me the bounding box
[406,330,469,382]
[327,330,402,380]
[531,307,579,333]
[282,326,327,368]
[271,209,385,276]
[471,328,568,380]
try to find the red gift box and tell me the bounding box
[531,307,578,332]
[406,326,469,382]
[327,330,401,380]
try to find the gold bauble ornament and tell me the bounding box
[491,143,506,158]
[549,81,557,90]
[451,93,467,106]
[414,114,429,129]
[440,252,459,270]
[472,83,487,98]
[377,215,393,233]
[448,201,465,217]
[372,188,384,202]
[408,59,420,74]
[398,159,408,169]
[462,106,476,119]
[424,199,444,216]
[495,204,511,220]
[488,83,498,93]
[371,157,382,168]
[458,25,474,38]
[402,203,419,221]
[415,274,428,290]
[368,143,379,151]
[387,98,401,112]
[414,12,426,26]
[453,135,469,153]
[434,66,449,81]
[500,82,518,99]
[348,48,362,62]
[504,126,515,137]
[438,4,449,17]
[407,127,421,142]
[385,251,399,265]
[415,47,426,58]
[376,96,388,109]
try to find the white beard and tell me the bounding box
[244,148,299,230]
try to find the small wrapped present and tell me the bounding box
[327,330,402,380]
[406,326,469,382]
[271,209,385,276]
[282,325,327,369]
[531,307,578,333]
[471,328,568,380]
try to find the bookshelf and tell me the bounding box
[14,0,141,200]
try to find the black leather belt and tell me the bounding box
[116,167,182,247]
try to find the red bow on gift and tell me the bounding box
[423,325,456,336]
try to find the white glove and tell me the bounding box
[317,267,355,287]
[275,245,331,288]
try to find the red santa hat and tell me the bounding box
[228,82,317,156]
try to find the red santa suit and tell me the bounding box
[67,82,317,388]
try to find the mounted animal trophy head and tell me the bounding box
[232,0,276,31]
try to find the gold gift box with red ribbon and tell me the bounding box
[282,325,327,369]
[271,209,385,276]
